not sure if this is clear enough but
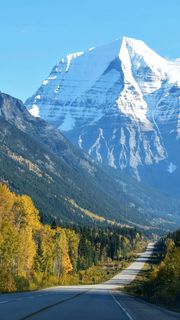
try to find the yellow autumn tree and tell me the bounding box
[0,184,75,292]
[65,229,80,272]
[12,195,40,276]
[35,224,55,277]
[0,220,19,291]
[0,183,15,225]
[53,227,72,277]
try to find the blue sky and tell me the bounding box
[0,0,180,101]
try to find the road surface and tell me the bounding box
[0,243,179,320]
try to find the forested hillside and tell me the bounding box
[0,92,179,231]
[0,183,143,292]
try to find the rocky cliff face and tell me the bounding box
[26,37,180,194]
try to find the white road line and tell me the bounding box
[0,301,8,304]
[110,292,135,320]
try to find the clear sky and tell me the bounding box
[0,0,180,101]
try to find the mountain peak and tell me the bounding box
[25,37,180,193]
[121,36,167,69]
[122,36,141,44]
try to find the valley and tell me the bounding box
[1,92,179,230]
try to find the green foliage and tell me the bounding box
[136,229,180,309]
[75,225,142,270]
[15,276,30,291]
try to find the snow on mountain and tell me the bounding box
[26,37,180,194]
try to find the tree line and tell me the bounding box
[0,183,142,292]
[138,229,180,308]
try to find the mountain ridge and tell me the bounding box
[25,37,180,194]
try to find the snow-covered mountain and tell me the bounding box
[26,37,180,194]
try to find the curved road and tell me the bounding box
[0,243,179,320]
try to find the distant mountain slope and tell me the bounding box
[0,92,179,230]
[26,37,180,195]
